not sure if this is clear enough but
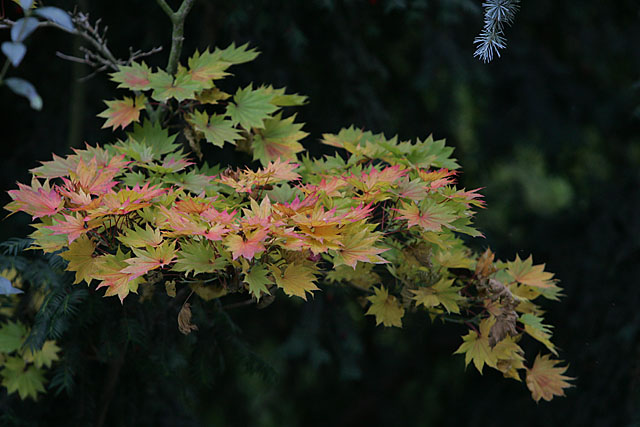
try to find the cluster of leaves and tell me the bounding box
[3,42,572,402]
[0,293,61,401]
[0,0,74,109]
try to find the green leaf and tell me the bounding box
[243,264,272,301]
[226,85,279,130]
[173,241,227,276]
[117,225,163,248]
[127,119,180,157]
[189,110,242,148]
[187,50,231,88]
[0,321,27,353]
[149,69,200,102]
[23,340,60,368]
[215,42,259,64]
[1,357,46,400]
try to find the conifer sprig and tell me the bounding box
[474,0,520,63]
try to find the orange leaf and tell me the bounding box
[506,255,556,288]
[526,354,574,402]
[97,95,146,130]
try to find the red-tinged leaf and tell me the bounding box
[224,228,268,260]
[395,200,457,232]
[444,187,486,208]
[365,286,405,327]
[121,242,177,280]
[68,155,123,195]
[333,225,388,268]
[418,168,457,188]
[59,234,98,284]
[506,255,556,288]
[111,62,153,90]
[6,180,63,219]
[95,250,142,302]
[252,113,306,165]
[44,213,98,244]
[157,206,208,236]
[526,354,575,402]
[271,263,319,300]
[187,49,231,87]
[394,177,429,201]
[97,95,146,130]
[91,183,166,217]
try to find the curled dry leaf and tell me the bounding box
[178,302,198,335]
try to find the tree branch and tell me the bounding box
[158,0,196,75]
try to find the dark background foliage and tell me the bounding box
[1,0,639,425]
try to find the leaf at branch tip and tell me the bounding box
[2,41,26,67]
[111,62,153,91]
[178,302,198,335]
[366,286,405,328]
[526,354,574,402]
[454,317,498,373]
[506,254,556,289]
[34,7,74,32]
[4,77,42,110]
[271,263,319,301]
[243,264,272,301]
[97,95,146,130]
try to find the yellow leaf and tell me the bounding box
[526,354,574,402]
[454,317,497,373]
[59,235,98,285]
[272,263,319,300]
[411,277,464,314]
[365,286,405,328]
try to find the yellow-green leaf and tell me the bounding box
[366,286,405,328]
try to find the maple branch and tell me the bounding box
[157,0,197,75]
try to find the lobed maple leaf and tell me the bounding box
[506,255,557,289]
[1,357,46,400]
[411,277,464,314]
[117,224,163,248]
[149,69,200,102]
[111,62,153,90]
[332,225,388,268]
[97,95,146,130]
[243,264,273,301]
[526,354,574,402]
[121,242,177,281]
[224,228,268,260]
[454,317,497,373]
[44,213,98,244]
[226,85,279,130]
[520,313,558,356]
[187,49,231,87]
[94,250,143,302]
[173,240,227,276]
[59,234,98,284]
[6,180,63,219]
[252,113,307,165]
[271,263,319,300]
[395,200,457,232]
[366,286,405,328]
[189,110,242,148]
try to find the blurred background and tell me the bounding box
[1,0,639,425]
